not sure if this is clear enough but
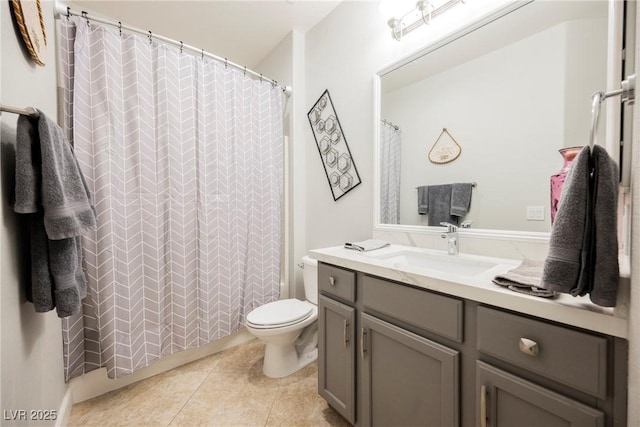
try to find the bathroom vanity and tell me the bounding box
[312,245,628,427]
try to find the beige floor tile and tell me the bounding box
[204,340,266,374]
[169,366,280,427]
[68,362,208,426]
[266,363,349,427]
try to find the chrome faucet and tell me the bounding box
[440,222,459,255]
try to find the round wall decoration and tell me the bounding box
[11,0,47,66]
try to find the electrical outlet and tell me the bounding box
[526,206,545,221]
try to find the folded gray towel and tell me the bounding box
[493,259,558,298]
[345,239,390,252]
[588,145,619,307]
[417,186,428,215]
[541,146,591,296]
[15,112,95,318]
[450,183,473,217]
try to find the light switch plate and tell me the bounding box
[526,206,545,221]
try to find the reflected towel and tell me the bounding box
[450,183,473,217]
[417,186,429,215]
[427,184,457,226]
[493,259,557,298]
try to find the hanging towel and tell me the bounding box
[14,111,96,318]
[417,186,429,215]
[450,183,473,217]
[588,145,619,307]
[427,184,457,226]
[344,239,390,252]
[541,146,591,296]
[540,145,619,307]
[493,259,557,298]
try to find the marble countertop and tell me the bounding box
[309,244,628,339]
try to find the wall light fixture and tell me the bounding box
[386,0,467,41]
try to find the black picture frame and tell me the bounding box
[307,89,362,201]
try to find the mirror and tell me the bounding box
[377,1,609,233]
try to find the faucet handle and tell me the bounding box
[440,222,458,233]
[460,220,473,229]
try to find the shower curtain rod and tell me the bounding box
[54,3,293,97]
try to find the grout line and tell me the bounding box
[263,378,283,427]
[166,367,215,426]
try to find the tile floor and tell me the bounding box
[68,340,350,427]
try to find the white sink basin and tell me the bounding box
[371,250,500,277]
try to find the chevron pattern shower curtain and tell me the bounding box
[380,121,401,224]
[58,18,283,380]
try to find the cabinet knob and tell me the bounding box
[519,338,539,356]
[328,276,336,286]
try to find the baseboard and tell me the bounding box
[55,388,73,427]
[69,328,254,404]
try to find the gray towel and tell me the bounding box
[426,184,457,226]
[450,183,473,217]
[540,146,619,307]
[541,146,591,296]
[417,186,429,215]
[15,111,96,239]
[588,145,619,307]
[14,112,95,318]
[493,259,557,298]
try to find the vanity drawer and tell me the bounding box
[477,306,607,398]
[362,275,463,343]
[318,263,356,303]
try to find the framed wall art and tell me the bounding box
[308,90,361,201]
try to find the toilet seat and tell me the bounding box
[246,299,313,329]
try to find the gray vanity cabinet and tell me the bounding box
[477,362,604,427]
[360,313,460,427]
[318,295,356,424]
[316,262,627,427]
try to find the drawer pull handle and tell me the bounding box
[480,385,487,427]
[328,276,336,286]
[343,319,349,348]
[360,328,367,359]
[519,338,539,356]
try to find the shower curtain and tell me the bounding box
[380,121,401,224]
[58,18,283,380]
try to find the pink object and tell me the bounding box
[550,146,583,224]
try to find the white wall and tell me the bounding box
[0,1,67,424]
[304,0,520,251]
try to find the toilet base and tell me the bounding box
[263,345,318,378]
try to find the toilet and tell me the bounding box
[246,256,319,378]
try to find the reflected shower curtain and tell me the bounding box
[58,18,283,380]
[380,121,401,224]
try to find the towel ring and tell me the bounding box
[589,74,636,150]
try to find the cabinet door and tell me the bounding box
[318,295,356,424]
[361,313,460,427]
[476,361,604,427]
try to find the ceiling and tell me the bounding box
[69,0,344,67]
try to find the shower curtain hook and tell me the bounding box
[179,41,183,53]
[201,49,204,60]
[224,58,228,69]
[272,80,277,89]
[148,31,152,44]
[81,11,90,27]
[118,21,122,36]
[244,66,247,76]
[66,6,70,20]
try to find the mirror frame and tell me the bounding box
[373,0,622,243]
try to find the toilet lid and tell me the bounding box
[246,299,313,328]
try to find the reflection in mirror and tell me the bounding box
[378,1,609,233]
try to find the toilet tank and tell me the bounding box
[301,256,318,305]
